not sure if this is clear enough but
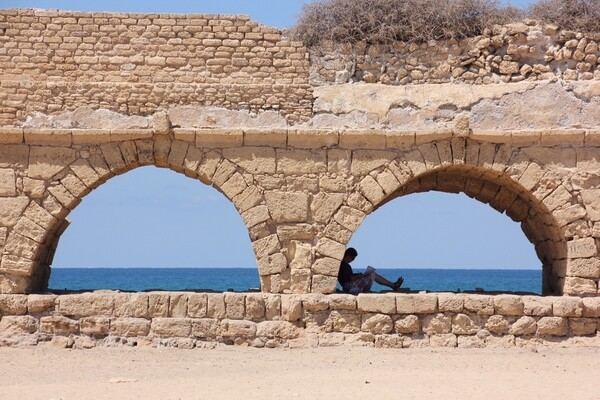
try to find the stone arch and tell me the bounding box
[0,136,272,294]
[345,139,568,295]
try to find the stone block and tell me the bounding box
[552,297,583,317]
[357,294,396,314]
[328,294,357,311]
[328,311,362,333]
[147,293,169,317]
[522,296,553,316]
[562,277,598,296]
[0,315,38,335]
[252,234,280,259]
[422,313,452,335]
[27,294,57,314]
[429,333,457,348]
[536,317,568,336]
[301,294,329,312]
[566,258,600,278]
[258,253,288,276]
[276,149,327,174]
[485,315,510,334]
[225,292,246,319]
[582,297,600,317]
[395,314,420,334]
[58,293,114,318]
[281,296,302,322]
[187,293,208,318]
[40,315,79,335]
[567,237,597,259]
[264,191,308,223]
[80,317,110,337]
[311,193,345,224]
[0,197,30,227]
[256,320,300,339]
[463,295,494,315]
[569,318,597,335]
[509,316,537,336]
[206,293,226,319]
[168,293,188,318]
[311,275,338,294]
[493,295,524,316]
[0,294,27,315]
[151,318,192,337]
[375,335,404,348]
[191,318,222,339]
[452,313,481,335]
[485,335,516,348]
[0,168,16,196]
[358,175,385,205]
[114,293,149,318]
[333,206,366,232]
[437,293,464,313]
[396,294,438,314]
[222,319,257,338]
[196,128,243,148]
[315,237,345,260]
[245,294,265,320]
[361,313,394,334]
[110,318,151,337]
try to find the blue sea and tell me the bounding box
[48,268,542,294]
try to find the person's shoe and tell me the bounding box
[393,277,404,291]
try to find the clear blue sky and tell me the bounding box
[3,0,540,270]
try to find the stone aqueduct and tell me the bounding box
[0,8,600,301]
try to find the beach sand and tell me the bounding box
[1,345,599,400]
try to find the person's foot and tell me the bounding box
[393,277,404,291]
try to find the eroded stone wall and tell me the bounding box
[309,21,600,86]
[0,9,312,126]
[0,292,598,348]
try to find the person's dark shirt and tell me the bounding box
[338,260,353,288]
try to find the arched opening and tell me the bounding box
[49,165,257,292]
[350,165,565,295]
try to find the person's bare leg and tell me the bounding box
[374,273,403,290]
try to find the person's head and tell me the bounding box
[343,247,358,262]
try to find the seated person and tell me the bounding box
[337,247,403,294]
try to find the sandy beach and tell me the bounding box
[1,345,599,400]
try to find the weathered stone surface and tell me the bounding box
[58,293,114,318]
[0,315,38,335]
[422,313,452,335]
[569,318,597,335]
[110,318,151,337]
[151,318,192,337]
[437,293,464,313]
[27,294,56,314]
[222,319,257,338]
[0,294,28,315]
[40,315,79,335]
[485,315,510,334]
[395,314,420,334]
[452,313,481,335]
[80,317,110,337]
[357,294,396,314]
[396,294,438,314]
[553,297,583,317]
[361,313,394,334]
[536,317,568,336]
[522,296,552,316]
[494,295,524,316]
[509,316,537,336]
[463,295,495,315]
[256,320,299,339]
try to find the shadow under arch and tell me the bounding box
[376,164,566,295]
[2,138,261,294]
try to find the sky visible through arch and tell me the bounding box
[4,0,540,271]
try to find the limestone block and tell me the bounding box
[241,205,270,228]
[256,321,300,339]
[288,128,339,149]
[375,169,401,195]
[323,222,352,245]
[100,142,126,172]
[0,294,27,315]
[191,318,222,339]
[151,318,192,337]
[0,255,36,277]
[212,159,237,187]
[27,294,57,314]
[422,313,452,335]
[4,233,37,260]
[333,206,366,232]
[485,334,516,348]
[522,296,552,316]
[358,175,385,205]
[196,151,221,184]
[233,186,262,214]
[245,294,265,320]
[13,217,47,243]
[463,295,495,315]
[311,193,344,223]
[113,293,149,318]
[327,149,352,175]
[48,183,79,209]
[222,319,257,338]
[554,205,587,227]
[536,316,567,336]
[581,189,600,221]
[186,293,208,318]
[169,293,188,318]
[148,293,169,318]
[311,259,339,281]
[357,294,396,314]
[452,313,481,335]
[566,258,600,278]
[563,277,598,296]
[320,176,349,193]
[509,316,537,336]
[22,178,45,199]
[28,147,77,179]
[0,169,16,196]
[569,318,597,335]
[375,335,404,349]
[80,317,110,337]
[206,293,226,319]
[110,318,151,337]
[328,294,356,311]
[264,191,308,223]
[542,185,573,212]
[196,129,243,148]
[437,293,464,313]
[310,273,337,293]
[252,234,280,259]
[40,315,79,335]
[300,294,328,312]
[340,130,386,149]
[582,297,600,317]
[493,295,524,316]
[258,253,287,276]
[58,293,114,318]
[0,315,38,335]
[457,335,486,348]
[315,237,345,259]
[328,311,362,333]
[485,315,510,334]
[281,296,302,322]
[361,313,394,334]
[0,197,30,227]
[429,333,457,348]
[243,128,287,147]
[396,294,438,314]
[223,147,276,174]
[276,149,326,174]
[264,295,281,320]
[350,150,395,176]
[225,292,246,319]
[395,314,420,334]
[552,297,583,317]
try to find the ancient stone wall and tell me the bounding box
[0,292,598,348]
[309,21,600,86]
[0,9,312,126]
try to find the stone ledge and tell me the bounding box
[0,291,598,349]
